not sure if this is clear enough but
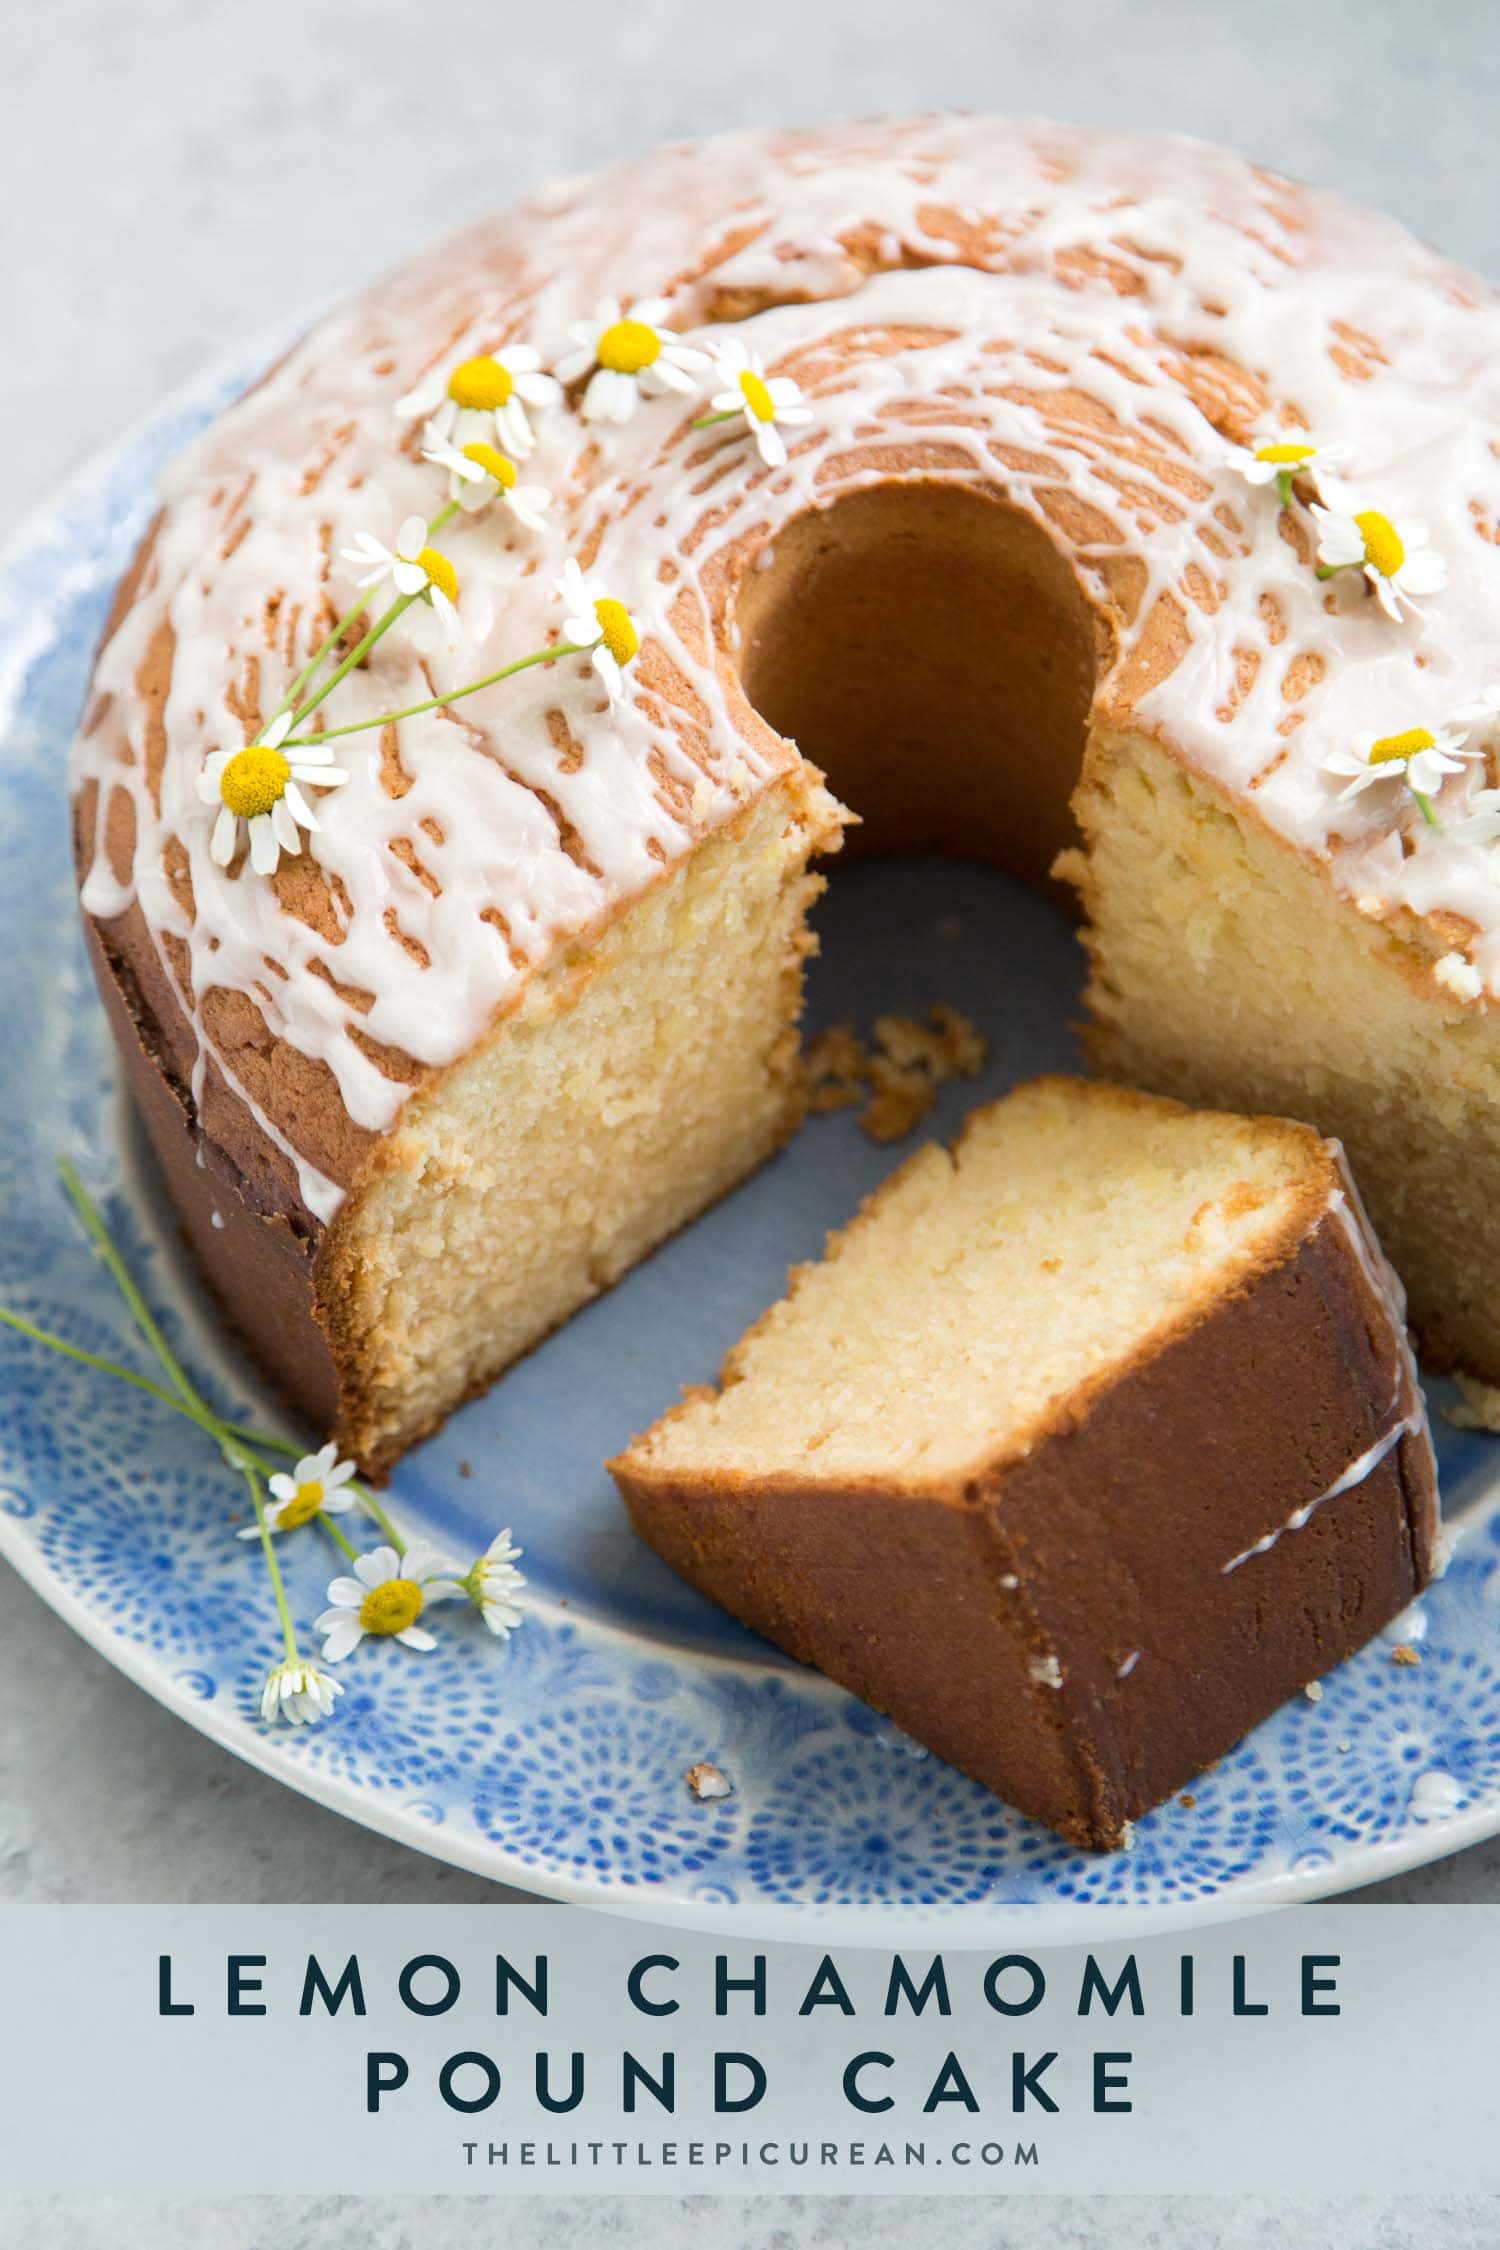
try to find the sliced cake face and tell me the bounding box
[626,1078,1337,1490]
[613,1077,1439,1851]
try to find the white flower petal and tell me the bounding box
[641,358,698,397]
[396,1625,438,1652]
[320,1616,365,1663]
[580,366,621,422]
[211,805,238,865]
[394,371,445,422]
[270,796,302,856]
[248,814,280,877]
[324,1576,367,1609]
[354,1546,400,1588]
[282,782,319,836]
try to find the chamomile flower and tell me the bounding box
[700,340,813,467]
[260,1657,343,1727]
[1323,724,1478,807]
[316,1543,463,1661]
[556,297,708,424]
[556,557,641,702]
[422,433,552,528]
[1224,432,1350,501]
[340,517,463,648]
[1310,498,1446,620]
[396,347,560,460]
[239,1443,359,1539]
[197,709,349,878]
[461,1528,527,1638]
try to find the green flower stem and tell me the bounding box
[57,1159,199,1413]
[17,1170,418,1586]
[43,1167,318,1672]
[1413,789,1441,830]
[282,591,418,734]
[242,1463,299,1664]
[691,408,740,430]
[266,500,461,731]
[0,1309,406,1560]
[351,1485,405,1554]
[0,1304,216,1426]
[319,1513,360,1562]
[1276,469,1296,511]
[268,589,372,727]
[283,641,589,751]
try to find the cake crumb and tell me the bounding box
[1304,1680,1324,1702]
[1119,1821,1137,1851]
[685,1761,733,1802]
[1337,1739,1352,1755]
[1179,1792,1197,1809]
[803,1004,988,1145]
[999,1572,1019,1590]
[458,1460,472,1479]
[863,1058,937,1143]
[1028,1653,1064,1690]
[1391,1643,1421,1667]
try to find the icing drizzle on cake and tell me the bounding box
[70,117,1500,1218]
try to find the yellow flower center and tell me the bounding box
[447,355,514,410]
[418,547,459,602]
[596,318,662,376]
[593,597,640,666]
[1254,441,1315,466]
[461,442,517,490]
[278,1480,325,1530]
[1355,510,1406,579]
[738,369,776,423]
[219,744,290,819]
[1369,727,1436,767]
[358,1579,424,1636]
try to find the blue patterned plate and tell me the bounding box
[4,344,1500,1940]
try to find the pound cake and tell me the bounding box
[611,1080,1439,1849]
[69,115,1500,1471]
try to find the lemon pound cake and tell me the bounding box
[70,114,1500,1472]
[611,1081,1438,1849]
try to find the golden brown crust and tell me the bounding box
[612,1095,1437,1848]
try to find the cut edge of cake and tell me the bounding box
[610,1077,1439,1850]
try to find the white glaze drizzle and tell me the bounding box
[1221,1156,1438,1575]
[69,117,1500,1216]
[1220,1399,1421,1576]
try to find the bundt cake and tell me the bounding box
[611,1079,1439,1849]
[69,114,1500,1472]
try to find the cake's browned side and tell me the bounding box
[613,1198,1436,1851]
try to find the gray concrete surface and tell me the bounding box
[4,0,1499,2236]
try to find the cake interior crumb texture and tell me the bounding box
[630,1077,1331,1487]
[324,781,827,1467]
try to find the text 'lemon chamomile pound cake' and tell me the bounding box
[611,1080,1439,1849]
[69,114,1500,1473]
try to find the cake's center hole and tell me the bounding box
[733,481,1103,892]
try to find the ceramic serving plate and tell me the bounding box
[4,345,1500,1943]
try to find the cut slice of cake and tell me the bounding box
[610,1078,1439,1850]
